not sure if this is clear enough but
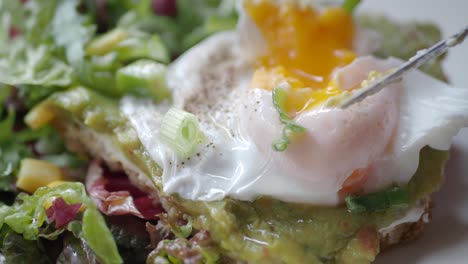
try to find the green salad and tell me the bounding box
[0,0,451,263]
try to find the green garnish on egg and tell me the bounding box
[160,108,205,159]
[271,87,306,152]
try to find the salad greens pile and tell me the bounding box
[0,183,121,264]
[0,0,237,263]
[0,0,237,104]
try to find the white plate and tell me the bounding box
[358,1,468,263]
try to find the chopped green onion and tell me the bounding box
[90,53,121,71]
[345,186,409,213]
[86,29,127,56]
[116,60,170,102]
[342,0,361,14]
[160,108,205,159]
[271,88,306,152]
[114,34,169,64]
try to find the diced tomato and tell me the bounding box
[338,167,370,199]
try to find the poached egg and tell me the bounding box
[121,0,468,205]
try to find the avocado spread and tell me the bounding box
[44,86,448,264]
[40,16,449,264]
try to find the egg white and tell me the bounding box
[120,20,468,206]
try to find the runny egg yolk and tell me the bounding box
[246,1,356,114]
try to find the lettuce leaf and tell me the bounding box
[0,143,30,192]
[0,227,49,264]
[114,0,238,56]
[83,208,123,264]
[0,0,95,92]
[0,183,91,240]
[0,0,93,193]
[0,106,84,192]
[20,0,58,44]
[107,216,151,264]
[46,197,83,229]
[0,108,15,144]
[0,0,72,86]
[0,183,122,264]
[0,104,31,192]
[18,85,64,108]
[0,0,22,50]
[38,220,82,240]
[0,43,73,87]
[51,0,96,64]
[57,233,99,264]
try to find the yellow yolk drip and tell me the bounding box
[246,1,356,114]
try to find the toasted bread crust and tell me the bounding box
[379,197,432,250]
[55,120,157,194]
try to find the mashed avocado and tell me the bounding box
[43,87,447,264]
[38,17,449,264]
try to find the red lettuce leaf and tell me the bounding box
[85,161,163,220]
[46,197,82,229]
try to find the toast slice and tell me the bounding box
[57,120,435,259]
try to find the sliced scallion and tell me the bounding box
[85,28,127,56]
[114,34,170,64]
[116,59,170,102]
[160,108,204,159]
[272,87,306,152]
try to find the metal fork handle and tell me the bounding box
[340,26,468,109]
